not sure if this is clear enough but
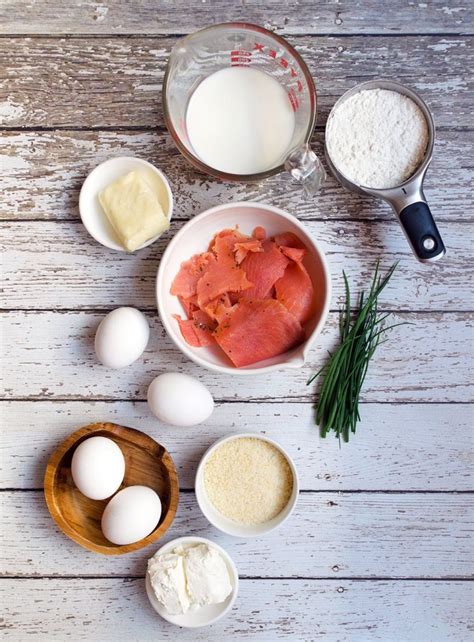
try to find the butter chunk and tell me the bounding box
[99,170,169,252]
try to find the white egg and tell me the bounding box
[95,307,149,369]
[101,485,162,545]
[147,372,214,427]
[71,436,125,500]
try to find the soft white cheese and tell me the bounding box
[147,553,190,615]
[147,544,232,615]
[184,544,232,607]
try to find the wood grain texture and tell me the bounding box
[44,422,179,555]
[2,401,472,491]
[1,220,472,311]
[2,0,473,36]
[2,311,472,402]
[1,130,472,222]
[2,3,473,639]
[2,491,472,578]
[1,36,472,128]
[2,578,472,641]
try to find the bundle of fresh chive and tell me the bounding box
[308,261,402,443]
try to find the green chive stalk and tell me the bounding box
[308,261,404,442]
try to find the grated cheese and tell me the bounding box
[203,437,293,525]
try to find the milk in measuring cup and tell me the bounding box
[186,67,295,175]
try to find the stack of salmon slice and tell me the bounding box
[170,226,315,367]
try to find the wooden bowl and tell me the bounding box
[44,422,179,555]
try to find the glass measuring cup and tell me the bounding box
[163,22,325,196]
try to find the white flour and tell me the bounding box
[326,88,429,189]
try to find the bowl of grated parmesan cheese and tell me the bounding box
[195,433,299,537]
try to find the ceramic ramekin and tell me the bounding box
[79,156,174,252]
[145,535,238,628]
[195,433,299,537]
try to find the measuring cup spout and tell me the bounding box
[285,144,326,198]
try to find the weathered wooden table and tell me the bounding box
[1,2,473,640]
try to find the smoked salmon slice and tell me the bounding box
[171,226,314,367]
[196,252,252,307]
[196,228,253,306]
[204,293,234,324]
[275,260,315,324]
[171,253,212,299]
[252,226,266,241]
[280,245,306,263]
[274,231,306,249]
[240,240,289,300]
[214,298,305,367]
[173,309,216,348]
[234,238,264,264]
[173,317,210,347]
[178,295,199,317]
[210,228,247,250]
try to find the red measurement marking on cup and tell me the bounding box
[288,89,299,112]
[251,42,302,110]
[230,50,251,66]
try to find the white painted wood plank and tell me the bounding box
[1,578,472,641]
[1,128,471,223]
[0,36,471,128]
[2,401,473,491]
[2,0,472,35]
[1,492,472,578]
[2,311,472,402]
[0,8,471,639]
[2,219,470,311]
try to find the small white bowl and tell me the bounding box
[195,433,299,538]
[145,536,238,628]
[156,201,331,374]
[79,156,173,252]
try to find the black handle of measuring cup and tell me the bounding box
[398,201,446,262]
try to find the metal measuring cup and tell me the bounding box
[325,79,446,263]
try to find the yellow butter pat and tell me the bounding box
[99,171,169,252]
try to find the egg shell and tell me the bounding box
[101,485,162,546]
[95,307,149,369]
[147,373,214,427]
[71,436,125,500]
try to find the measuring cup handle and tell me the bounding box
[284,144,326,198]
[398,201,446,262]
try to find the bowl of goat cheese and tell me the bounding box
[146,536,238,628]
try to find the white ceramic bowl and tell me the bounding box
[145,536,238,628]
[79,156,173,252]
[156,201,331,374]
[195,433,299,537]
